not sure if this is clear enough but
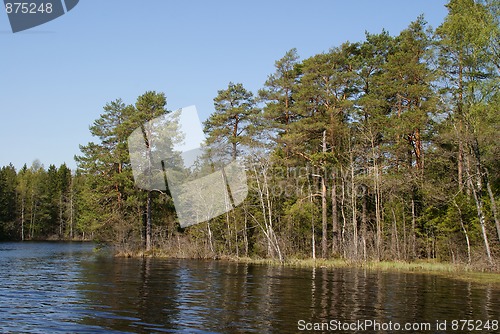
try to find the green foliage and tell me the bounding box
[75,92,177,248]
[0,164,17,239]
[0,161,78,240]
[204,82,260,159]
[259,48,301,135]
[1,1,498,267]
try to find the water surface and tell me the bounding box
[0,242,498,333]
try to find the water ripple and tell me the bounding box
[1,242,499,333]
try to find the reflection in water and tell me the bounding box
[0,242,499,333]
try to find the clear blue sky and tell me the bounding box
[0,0,448,170]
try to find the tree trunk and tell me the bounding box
[321,175,327,258]
[391,208,400,259]
[145,191,152,252]
[485,170,500,242]
[403,207,407,260]
[471,184,492,264]
[226,211,232,255]
[411,198,417,259]
[361,187,367,260]
[351,161,357,259]
[374,167,382,259]
[458,132,464,191]
[468,128,493,264]
[243,211,248,257]
[331,173,338,255]
[413,128,423,170]
[453,201,471,264]
[457,56,464,191]
[264,170,282,262]
[321,130,328,258]
[141,123,154,253]
[207,222,214,254]
[465,157,492,264]
[254,165,282,262]
[340,166,347,257]
[371,137,382,260]
[311,187,316,260]
[232,116,239,160]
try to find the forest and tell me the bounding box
[1,0,499,268]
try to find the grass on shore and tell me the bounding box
[114,248,500,285]
[231,257,500,285]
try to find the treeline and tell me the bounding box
[0,162,77,240]
[1,0,499,267]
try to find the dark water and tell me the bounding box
[0,242,499,333]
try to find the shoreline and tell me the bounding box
[9,240,497,285]
[233,257,500,286]
[115,249,500,286]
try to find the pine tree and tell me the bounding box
[204,82,259,160]
[133,91,170,252]
[436,0,499,263]
[202,83,260,256]
[259,48,301,139]
[76,92,174,251]
[285,43,358,258]
[76,99,137,242]
[354,30,395,259]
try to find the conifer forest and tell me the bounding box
[1,0,499,269]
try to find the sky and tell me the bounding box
[0,0,449,170]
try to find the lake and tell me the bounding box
[0,242,498,333]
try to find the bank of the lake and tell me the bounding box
[115,247,500,286]
[234,257,500,286]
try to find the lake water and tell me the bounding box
[0,242,498,333]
